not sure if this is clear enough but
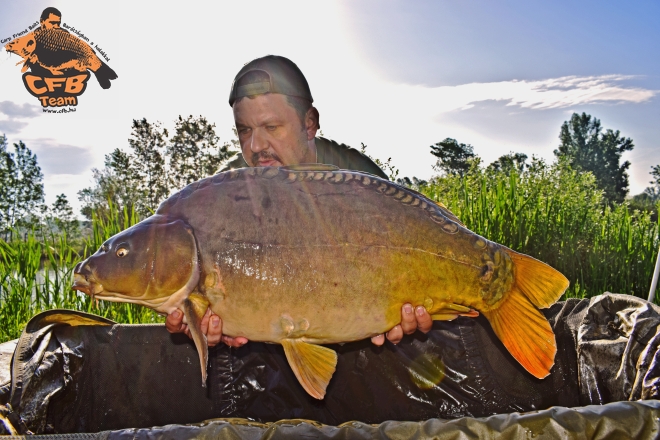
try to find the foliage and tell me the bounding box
[0,135,45,240]
[487,152,528,174]
[627,164,660,220]
[430,138,476,177]
[168,116,237,189]
[42,194,80,239]
[128,118,170,214]
[0,202,161,343]
[422,159,659,300]
[359,143,399,181]
[79,117,237,219]
[554,112,634,204]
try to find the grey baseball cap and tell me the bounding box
[228,55,313,106]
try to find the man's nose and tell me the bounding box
[249,129,267,153]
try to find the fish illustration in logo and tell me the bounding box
[4,7,117,89]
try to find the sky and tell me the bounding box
[0,0,658,217]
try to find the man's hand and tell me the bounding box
[165,308,248,348]
[370,304,432,346]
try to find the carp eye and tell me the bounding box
[116,248,129,258]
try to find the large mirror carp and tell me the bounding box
[73,165,569,399]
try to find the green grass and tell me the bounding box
[421,160,660,300]
[0,203,163,343]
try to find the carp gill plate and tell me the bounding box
[73,165,569,399]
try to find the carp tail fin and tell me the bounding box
[182,293,211,387]
[482,287,556,379]
[93,62,118,89]
[504,249,569,308]
[281,339,337,400]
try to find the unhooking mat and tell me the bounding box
[1,293,660,437]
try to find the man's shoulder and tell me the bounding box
[218,137,388,179]
[316,137,387,179]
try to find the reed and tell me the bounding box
[422,160,660,300]
[0,202,162,343]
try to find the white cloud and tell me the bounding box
[396,75,657,115]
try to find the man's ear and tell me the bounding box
[305,106,320,140]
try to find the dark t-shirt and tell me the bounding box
[220,137,388,179]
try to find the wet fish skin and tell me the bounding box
[73,166,569,399]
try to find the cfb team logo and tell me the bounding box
[3,7,117,110]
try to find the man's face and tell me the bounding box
[41,13,61,29]
[233,93,314,167]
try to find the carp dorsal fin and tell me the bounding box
[397,185,466,227]
[280,163,339,171]
[281,339,338,399]
[182,292,211,387]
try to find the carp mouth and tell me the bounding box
[72,272,104,297]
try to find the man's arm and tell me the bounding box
[165,305,432,347]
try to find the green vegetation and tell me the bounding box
[1,111,659,343]
[0,203,162,343]
[78,116,237,219]
[420,158,659,300]
[554,112,634,204]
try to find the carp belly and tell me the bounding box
[205,242,485,344]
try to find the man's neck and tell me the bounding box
[305,137,318,163]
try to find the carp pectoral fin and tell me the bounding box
[431,303,479,321]
[281,339,337,400]
[182,293,211,387]
[482,287,556,379]
[504,249,569,308]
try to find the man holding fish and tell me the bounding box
[165,55,434,348]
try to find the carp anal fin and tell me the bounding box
[281,163,339,171]
[431,303,479,321]
[482,287,556,379]
[281,339,337,400]
[505,250,569,308]
[182,293,211,387]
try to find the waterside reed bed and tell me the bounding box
[0,203,162,343]
[1,162,659,343]
[422,160,660,300]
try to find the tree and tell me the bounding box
[0,135,45,238]
[129,118,169,214]
[488,152,528,174]
[167,115,236,189]
[650,165,660,190]
[78,117,238,220]
[430,138,475,177]
[45,194,79,238]
[78,148,142,219]
[554,113,634,204]
[629,164,660,218]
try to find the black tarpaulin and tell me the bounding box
[1,293,660,437]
